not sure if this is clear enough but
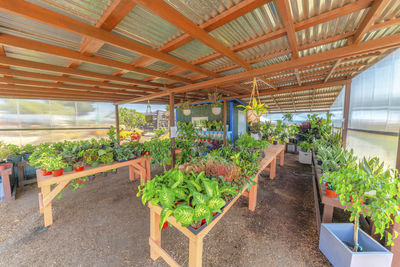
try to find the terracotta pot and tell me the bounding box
[74,166,85,172]
[325,188,338,198]
[42,169,52,176]
[52,169,64,177]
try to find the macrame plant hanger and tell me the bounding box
[145,100,153,123]
[247,77,262,124]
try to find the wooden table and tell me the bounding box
[0,165,14,202]
[147,144,285,267]
[37,157,150,227]
[248,144,285,211]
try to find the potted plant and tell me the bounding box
[249,122,261,140]
[180,101,191,116]
[22,144,36,161]
[98,147,114,165]
[319,164,399,267]
[43,155,67,177]
[74,158,85,172]
[0,142,12,170]
[79,148,100,167]
[298,141,312,164]
[200,120,208,131]
[6,144,22,163]
[209,92,222,115]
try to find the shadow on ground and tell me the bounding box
[0,153,331,266]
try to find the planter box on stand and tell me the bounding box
[319,223,392,267]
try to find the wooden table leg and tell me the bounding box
[146,157,151,182]
[41,185,53,227]
[189,236,203,267]
[269,158,277,179]
[248,175,258,211]
[322,205,334,223]
[128,165,134,181]
[150,208,161,260]
[279,150,284,166]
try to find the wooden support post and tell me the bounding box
[189,237,203,267]
[279,150,284,166]
[322,205,334,223]
[146,157,151,182]
[223,100,227,146]
[390,129,400,266]
[169,93,176,168]
[149,208,161,260]
[41,185,53,227]
[128,165,134,181]
[115,104,120,145]
[342,81,351,149]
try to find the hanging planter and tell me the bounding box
[180,101,191,116]
[238,78,268,124]
[145,100,153,123]
[209,90,222,115]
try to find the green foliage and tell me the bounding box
[0,141,12,161]
[235,133,268,150]
[143,139,171,168]
[119,107,146,130]
[316,145,357,173]
[137,169,236,230]
[107,126,117,145]
[298,141,312,152]
[238,98,268,117]
[282,112,294,122]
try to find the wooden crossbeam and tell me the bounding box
[0,34,193,85]
[276,0,299,59]
[0,0,217,78]
[0,68,155,93]
[353,0,391,44]
[134,0,251,71]
[324,59,342,83]
[133,0,272,68]
[294,69,301,86]
[259,77,276,90]
[118,32,400,104]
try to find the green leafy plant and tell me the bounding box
[238,98,268,118]
[107,126,117,145]
[42,155,67,171]
[298,141,311,152]
[0,141,11,162]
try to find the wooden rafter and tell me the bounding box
[0,34,193,85]
[133,0,271,68]
[353,0,390,44]
[276,0,299,59]
[259,77,276,90]
[294,69,301,86]
[324,59,342,83]
[119,32,400,104]
[0,0,217,78]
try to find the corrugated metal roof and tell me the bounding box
[200,57,235,71]
[252,53,290,68]
[237,36,289,61]
[120,71,151,81]
[4,46,70,66]
[0,10,82,51]
[361,24,400,42]
[170,39,216,62]
[165,0,241,25]
[77,62,117,75]
[26,0,111,25]
[374,0,400,23]
[95,43,140,64]
[113,5,183,49]
[209,1,283,47]
[147,61,174,73]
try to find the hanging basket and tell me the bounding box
[247,110,260,123]
[212,107,221,115]
[145,100,153,123]
[183,109,191,116]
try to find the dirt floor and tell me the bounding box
[0,153,332,266]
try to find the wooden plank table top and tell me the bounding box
[37,156,150,227]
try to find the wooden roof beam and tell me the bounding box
[353,0,390,44]
[0,0,217,78]
[325,59,342,83]
[134,0,251,71]
[118,32,400,104]
[276,0,299,59]
[259,77,276,90]
[294,69,301,86]
[133,0,272,68]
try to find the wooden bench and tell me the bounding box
[37,157,151,227]
[147,144,285,267]
[248,144,285,211]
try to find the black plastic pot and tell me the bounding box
[317,160,323,166]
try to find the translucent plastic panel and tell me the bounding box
[0,99,18,129]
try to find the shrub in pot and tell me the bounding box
[97,147,114,165]
[41,155,67,177]
[6,144,22,163]
[320,163,400,267]
[0,141,12,170]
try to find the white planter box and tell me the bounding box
[298,150,312,164]
[319,223,392,267]
[211,107,221,115]
[183,109,191,116]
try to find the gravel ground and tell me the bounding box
[0,153,332,266]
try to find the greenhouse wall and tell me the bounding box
[0,99,116,145]
[329,49,400,167]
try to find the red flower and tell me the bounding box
[76,180,82,185]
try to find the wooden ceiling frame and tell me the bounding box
[276,0,299,59]
[0,0,218,78]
